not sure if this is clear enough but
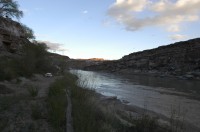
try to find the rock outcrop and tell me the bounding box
[0,17,30,56]
[84,38,200,79]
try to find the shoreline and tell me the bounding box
[90,68,200,81]
[93,90,200,132]
[71,69,200,132]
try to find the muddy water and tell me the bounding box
[70,70,200,129]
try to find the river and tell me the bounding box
[70,70,200,130]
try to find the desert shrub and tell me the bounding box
[31,103,43,120]
[68,73,129,132]
[18,42,53,75]
[26,85,38,97]
[0,57,18,81]
[134,115,158,132]
[47,76,69,131]
[0,42,58,81]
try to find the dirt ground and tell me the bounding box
[0,74,61,132]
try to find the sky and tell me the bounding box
[16,0,200,60]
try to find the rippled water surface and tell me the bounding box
[70,70,200,129]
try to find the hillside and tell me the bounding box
[0,17,69,80]
[0,16,31,56]
[0,16,69,132]
[84,38,200,79]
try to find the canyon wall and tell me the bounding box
[84,38,200,79]
[0,17,30,56]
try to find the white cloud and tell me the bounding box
[170,34,187,40]
[82,10,88,14]
[150,0,171,12]
[38,40,69,52]
[167,25,180,32]
[114,0,149,12]
[107,0,200,32]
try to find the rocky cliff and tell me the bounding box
[84,38,200,79]
[0,17,30,56]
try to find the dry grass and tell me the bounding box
[47,75,70,132]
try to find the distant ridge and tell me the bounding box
[77,58,105,61]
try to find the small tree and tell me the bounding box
[0,0,23,19]
[21,24,36,40]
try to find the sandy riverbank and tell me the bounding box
[90,89,200,132]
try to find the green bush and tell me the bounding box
[0,42,58,81]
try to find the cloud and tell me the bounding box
[170,34,187,40]
[167,25,180,32]
[107,0,200,32]
[38,40,69,52]
[114,0,149,12]
[82,10,88,14]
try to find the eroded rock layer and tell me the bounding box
[85,38,200,79]
[0,17,30,56]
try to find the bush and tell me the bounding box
[0,57,17,81]
[31,103,42,120]
[0,42,58,81]
[26,85,38,97]
[47,76,69,131]
[134,115,158,132]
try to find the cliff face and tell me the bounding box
[121,38,200,72]
[85,38,200,78]
[0,17,30,56]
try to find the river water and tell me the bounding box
[70,70,200,129]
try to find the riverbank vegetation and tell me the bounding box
[60,72,167,132]
[0,40,69,81]
[0,42,55,81]
[47,76,69,131]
